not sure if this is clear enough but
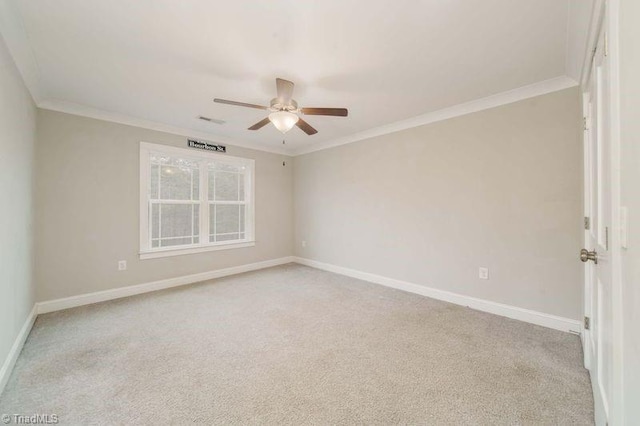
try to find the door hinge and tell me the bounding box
[604,32,609,57]
[583,117,588,130]
[584,316,590,330]
[605,226,609,250]
[584,216,590,230]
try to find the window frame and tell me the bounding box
[139,142,255,260]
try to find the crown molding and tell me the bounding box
[578,0,605,88]
[0,0,44,103]
[0,2,580,159]
[37,99,294,156]
[293,76,579,156]
[37,76,577,159]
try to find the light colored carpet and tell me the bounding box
[0,264,593,425]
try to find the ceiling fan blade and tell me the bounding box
[214,98,268,110]
[300,107,348,117]
[248,117,271,130]
[296,117,318,135]
[276,78,295,104]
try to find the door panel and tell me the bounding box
[583,10,613,426]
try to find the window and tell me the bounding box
[140,142,254,259]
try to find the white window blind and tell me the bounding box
[140,142,254,259]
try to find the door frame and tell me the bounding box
[580,0,624,424]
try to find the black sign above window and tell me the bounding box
[187,139,226,153]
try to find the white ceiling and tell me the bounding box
[5,0,579,154]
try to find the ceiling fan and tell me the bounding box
[214,78,348,135]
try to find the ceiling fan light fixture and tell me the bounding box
[268,111,299,133]
[214,78,348,136]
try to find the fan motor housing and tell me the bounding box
[270,98,298,112]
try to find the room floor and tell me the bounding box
[0,264,594,424]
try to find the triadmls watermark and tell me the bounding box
[1,414,58,425]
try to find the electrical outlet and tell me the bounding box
[479,267,489,280]
[301,240,307,248]
[118,260,127,271]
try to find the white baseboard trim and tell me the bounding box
[37,256,295,314]
[293,257,581,334]
[2,256,578,396]
[0,305,37,396]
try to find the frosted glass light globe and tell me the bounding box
[268,111,299,133]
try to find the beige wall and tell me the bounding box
[0,36,36,373]
[34,88,584,321]
[619,0,640,420]
[35,110,293,301]
[294,88,583,320]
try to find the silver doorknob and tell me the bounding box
[580,248,598,264]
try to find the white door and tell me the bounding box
[582,14,613,426]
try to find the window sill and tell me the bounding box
[139,241,256,260]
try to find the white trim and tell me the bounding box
[140,141,257,164]
[36,79,578,158]
[579,0,606,89]
[579,0,625,423]
[4,257,581,397]
[38,99,293,156]
[139,141,150,254]
[0,305,37,396]
[293,257,581,334]
[582,88,593,371]
[293,76,578,156]
[139,141,255,258]
[0,5,585,160]
[140,241,255,260]
[37,257,295,314]
[605,0,624,423]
